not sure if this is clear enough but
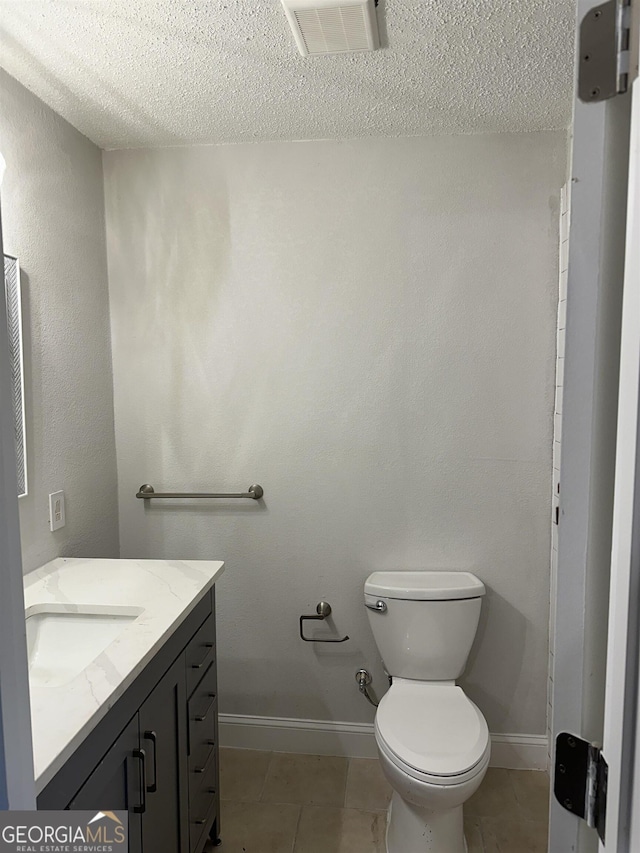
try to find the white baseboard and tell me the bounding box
[219,713,549,771]
[219,714,379,759]
[489,733,549,771]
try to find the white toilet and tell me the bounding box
[364,570,490,853]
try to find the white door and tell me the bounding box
[550,2,639,851]
[0,199,35,807]
[599,67,640,852]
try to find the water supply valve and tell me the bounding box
[355,668,379,708]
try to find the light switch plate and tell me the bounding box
[49,490,65,532]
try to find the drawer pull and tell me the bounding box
[194,745,216,775]
[194,819,207,826]
[194,693,216,722]
[191,643,214,669]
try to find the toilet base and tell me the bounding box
[386,791,467,853]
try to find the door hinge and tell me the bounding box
[554,732,608,843]
[578,0,631,102]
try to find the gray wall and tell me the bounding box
[0,71,119,572]
[104,133,566,736]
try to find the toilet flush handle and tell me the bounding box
[365,599,387,613]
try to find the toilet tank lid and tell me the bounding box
[365,571,485,600]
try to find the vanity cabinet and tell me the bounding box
[38,588,220,853]
[67,716,143,853]
[139,655,189,853]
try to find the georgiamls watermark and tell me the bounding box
[0,811,128,852]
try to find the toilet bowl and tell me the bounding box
[364,570,489,852]
[375,679,490,852]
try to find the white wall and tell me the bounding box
[104,132,566,736]
[0,71,119,572]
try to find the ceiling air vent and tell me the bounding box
[281,0,379,56]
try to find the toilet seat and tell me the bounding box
[375,680,490,785]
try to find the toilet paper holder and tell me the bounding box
[299,602,349,643]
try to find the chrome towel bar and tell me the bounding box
[136,483,264,500]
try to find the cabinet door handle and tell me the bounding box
[132,748,147,814]
[191,643,214,669]
[194,819,207,826]
[194,693,216,722]
[194,743,216,775]
[143,730,158,793]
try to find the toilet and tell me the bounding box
[364,570,490,853]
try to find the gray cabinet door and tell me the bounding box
[68,715,143,853]
[139,653,189,853]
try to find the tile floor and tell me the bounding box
[212,748,550,853]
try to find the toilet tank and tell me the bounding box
[364,571,486,681]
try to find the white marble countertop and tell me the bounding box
[24,557,225,793]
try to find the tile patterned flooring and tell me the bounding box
[212,748,550,853]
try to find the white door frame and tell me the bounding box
[600,70,640,852]
[549,1,634,850]
[0,202,36,808]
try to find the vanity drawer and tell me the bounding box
[189,755,217,853]
[189,709,216,783]
[186,613,216,697]
[188,663,216,772]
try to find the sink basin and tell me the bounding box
[26,604,143,688]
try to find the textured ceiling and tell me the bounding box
[0,0,576,149]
